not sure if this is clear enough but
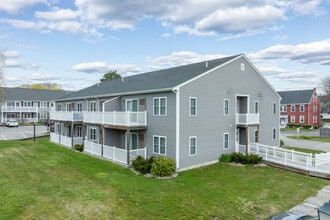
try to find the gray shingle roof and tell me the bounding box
[58,54,241,100]
[1,87,71,101]
[278,89,315,104]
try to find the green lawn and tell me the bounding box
[282,146,326,154]
[1,137,329,220]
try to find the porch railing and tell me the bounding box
[49,111,84,122]
[1,106,38,112]
[84,111,147,127]
[84,140,147,164]
[236,113,259,125]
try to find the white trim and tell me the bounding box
[291,115,296,123]
[189,97,197,116]
[90,101,97,112]
[175,89,180,169]
[240,63,245,71]
[291,105,296,112]
[189,136,197,156]
[153,97,167,116]
[300,115,305,123]
[153,135,167,155]
[102,96,120,112]
[173,55,242,91]
[235,94,250,113]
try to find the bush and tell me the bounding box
[74,144,84,152]
[151,157,176,177]
[229,152,262,165]
[131,156,155,174]
[219,154,231,163]
[280,139,284,147]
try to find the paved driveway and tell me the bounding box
[0,125,48,140]
[280,130,330,152]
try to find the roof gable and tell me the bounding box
[278,89,315,105]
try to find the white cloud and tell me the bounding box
[251,39,330,65]
[0,0,47,14]
[35,8,81,20]
[3,50,21,58]
[72,61,142,75]
[4,60,41,69]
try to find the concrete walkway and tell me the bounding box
[290,185,330,216]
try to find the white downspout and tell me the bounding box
[173,88,180,170]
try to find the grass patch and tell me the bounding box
[287,135,330,143]
[282,146,326,154]
[1,137,329,219]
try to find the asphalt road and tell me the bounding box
[0,125,49,141]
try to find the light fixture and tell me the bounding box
[258,93,262,97]
[228,90,232,95]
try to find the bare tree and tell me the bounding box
[321,76,330,113]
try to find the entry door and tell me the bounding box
[126,99,138,124]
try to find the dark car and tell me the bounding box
[268,211,318,220]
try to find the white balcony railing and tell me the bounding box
[84,111,147,127]
[1,106,38,112]
[49,111,84,122]
[236,113,259,125]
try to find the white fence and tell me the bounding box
[84,140,147,164]
[50,132,83,148]
[249,143,330,174]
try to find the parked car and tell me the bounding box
[6,119,19,127]
[268,211,318,220]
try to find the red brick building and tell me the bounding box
[278,88,321,128]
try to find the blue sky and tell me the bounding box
[1,0,330,93]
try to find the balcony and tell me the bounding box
[49,111,84,122]
[1,106,38,112]
[236,113,259,126]
[84,111,147,128]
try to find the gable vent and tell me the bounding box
[205,61,208,68]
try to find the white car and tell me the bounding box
[6,119,19,127]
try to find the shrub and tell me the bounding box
[151,157,176,177]
[74,144,84,152]
[131,156,155,174]
[229,152,262,165]
[219,154,231,163]
[280,139,284,147]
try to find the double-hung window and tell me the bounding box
[77,102,83,111]
[300,105,304,112]
[189,97,197,116]
[153,135,166,155]
[272,102,276,114]
[90,101,97,112]
[90,128,96,141]
[291,105,295,112]
[300,116,305,123]
[189,136,197,156]
[272,128,276,140]
[254,101,259,114]
[153,97,166,116]
[77,126,82,137]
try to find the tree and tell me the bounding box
[100,70,121,82]
[322,76,330,96]
[19,83,63,90]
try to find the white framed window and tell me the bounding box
[291,105,295,112]
[223,133,229,149]
[272,102,276,114]
[153,97,167,116]
[90,101,97,112]
[77,102,83,111]
[189,136,197,156]
[313,115,318,123]
[153,135,166,155]
[77,126,82,137]
[254,101,259,114]
[290,115,295,123]
[300,105,304,112]
[281,105,287,112]
[300,116,305,123]
[240,63,245,71]
[66,103,72,111]
[224,99,229,115]
[40,112,48,120]
[40,102,48,108]
[272,128,276,140]
[89,128,97,141]
[57,104,62,111]
[126,99,138,112]
[189,97,197,116]
[23,101,31,107]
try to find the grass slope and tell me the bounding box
[0,137,328,219]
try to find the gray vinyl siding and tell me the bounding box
[121,92,176,160]
[178,56,280,169]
